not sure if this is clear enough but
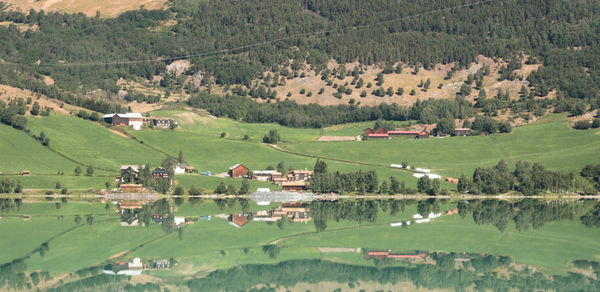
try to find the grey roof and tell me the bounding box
[104,113,143,119]
[121,165,142,172]
[229,164,241,170]
[120,113,143,118]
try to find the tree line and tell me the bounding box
[457,160,599,195]
[457,199,591,232]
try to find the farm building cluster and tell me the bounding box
[229,202,312,228]
[366,250,429,260]
[363,127,471,139]
[103,113,175,130]
[116,163,196,192]
[229,164,313,191]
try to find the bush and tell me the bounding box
[573,120,591,130]
[592,118,600,129]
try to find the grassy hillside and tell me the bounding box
[26,116,166,172]
[0,124,80,175]
[284,114,600,177]
[151,110,321,143]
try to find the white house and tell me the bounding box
[175,163,186,175]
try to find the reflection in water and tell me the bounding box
[187,257,600,291]
[1,197,599,291]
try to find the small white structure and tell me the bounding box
[175,163,185,175]
[129,258,143,269]
[413,173,442,179]
[415,168,431,173]
[120,219,139,227]
[428,213,442,219]
[390,222,403,227]
[256,188,271,192]
[413,214,423,219]
[415,218,431,224]
[174,216,185,227]
[256,201,271,206]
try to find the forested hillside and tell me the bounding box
[0,0,598,122]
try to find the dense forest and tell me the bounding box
[0,0,598,117]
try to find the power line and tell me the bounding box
[0,0,495,68]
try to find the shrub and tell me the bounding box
[573,120,591,130]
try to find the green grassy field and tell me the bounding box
[284,114,600,177]
[26,116,165,171]
[283,211,600,274]
[130,128,426,189]
[151,109,321,143]
[0,124,81,175]
[3,112,596,192]
[175,175,280,192]
[3,174,114,190]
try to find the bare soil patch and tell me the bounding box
[3,0,168,17]
[317,136,356,142]
[0,84,69,115]
[127,101,163,113]
[109,250,129,259]
[318,247,357,253]
[265,55,539,107]
[108,128,130,138]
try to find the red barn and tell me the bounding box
[418,130,430,139]
[363,128,374,134]
[228,164,249,178]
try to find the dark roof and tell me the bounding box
[152,168,169,175]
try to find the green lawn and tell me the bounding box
[284,115,600,177]
[283,211,600,274]
[1,200,598,276]
[0,124,81,175]
[26,116,165,172]
[3,174,114,189]
[131,128,428,189]
[26,218,164,272]
[175,175,280,192]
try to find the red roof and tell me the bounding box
[368,251,389,256]
[387,254,422,259]
[387,130,420,135]
[368,134,389,138]
[230,215,249,228]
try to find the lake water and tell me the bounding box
[0,197,598,291]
